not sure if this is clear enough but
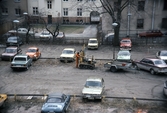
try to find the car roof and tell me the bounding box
[144,57,162,61]
[89,38,97,40]
[121,38,131,40]
[86,77,103,82]
[6,46,18,49]
[63,48,75,51]
[8,36,19,38]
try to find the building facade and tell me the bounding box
[0,0,167,36]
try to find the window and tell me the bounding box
[15,8,21,16]
[77,8,82,16]
[162,18,167,29]
[138,1,145,11]
[47,1,52,9]
[163,0,167,10]
[114,2,118,12]
[63,8,68,16]
[77,0,82,1]
[137,19,144,29]
[33,7,38,15]
[63,0,68,1]
[2,8,8,15]
[14,0,20,2]
[88,0,96,1]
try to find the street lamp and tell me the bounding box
[13,20,19,36]
[112,22,118,60]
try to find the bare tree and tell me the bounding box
[100,0,134,46]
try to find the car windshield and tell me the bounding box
[58,32,63,35]
[121,40,131,43]
[14,57,26,61]
[47,98,62,103]
[160,51,167,56]
[62,50,74,54]
[154,60,166,65]
[41,32,50,35]
[89,40,97,43]
[5,49,16,53]
[8,37,17,41]
[85,81,102,87]
[118,51,130,56]
[27,49,36,52]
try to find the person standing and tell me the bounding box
[76,52,80,68]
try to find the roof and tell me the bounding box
[6,46,18,49]
[28,47,38,49]
[63,48,75,51]
[86,77,103,82]
[15,54,28,57]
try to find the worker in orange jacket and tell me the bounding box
[76,52,80,68]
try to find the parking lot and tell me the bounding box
[0,43,167,113]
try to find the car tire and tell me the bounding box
[82,98,87,103]
[150,69,155,75]
[110,66,117,72]
[26,66,29,70]
[133,64,139,70]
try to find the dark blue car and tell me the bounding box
[41,93,71,113]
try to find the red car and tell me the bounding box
[138,30,163,38]
[120,38,132,51]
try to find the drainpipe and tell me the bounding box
[127,2,131,37]
[151,0,156,30]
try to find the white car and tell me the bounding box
[82,77,105,101]
[60,48,76,62]
[117,50,131,62]
[40,31,52,40]
[87,38,98,49]
[8,28,34,35]
[156,50,167,63]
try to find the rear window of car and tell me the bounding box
[89,40,97,43]
[63,50,74,54]
[47,98,62,103]
[5,49,16,53]
[14,57,26,61]
[121,40,131,43]
[154,60,166,65]
[85,81,102,87]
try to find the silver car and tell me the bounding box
[82,77,105,101]
[156,50,167,63]
[133,58,167,75]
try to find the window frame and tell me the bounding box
[63,8,68,16]
[137,19,144,29]
[47,1,52,9]
[33,7,39,15]
[15,8,21,16]
[77,8,82,16]
[138,1,145,11]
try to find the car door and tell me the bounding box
[63,94,70,110]
[138,59,147,69]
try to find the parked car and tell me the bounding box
[104,32,114,44]
[133,58,167,75]
[40,31,52,40]
[60,48,76,62]
[41,93,71,113]
[26,47,41,60]
[6,36,23,47]
[1,46,22,61]
[156,50,167,63]
[117,50,131,62]
[11,55,32,70]
[138,30,163,38]
[8,28,34,35]
[56,32,65,39]
[82,77,105,101]
[120,38,132,51]
[87,38,98,49]
[163,81,167,97]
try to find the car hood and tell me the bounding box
[42,103,64,111]
[60,54,74,58]
[7,40,17,43]
[2,53,16,56]
[26,52,36,56]
[82,87,103,95]
[159,56,167,60]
